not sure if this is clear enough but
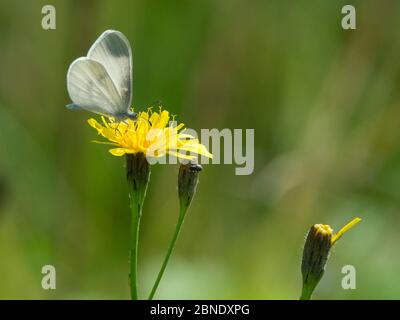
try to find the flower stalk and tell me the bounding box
[148,162,202,300]
[126,153,151,300]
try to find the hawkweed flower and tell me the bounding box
[149,162,203,299]
[88,107,212,299]
[87,108,212,160]
[300,217,361,300]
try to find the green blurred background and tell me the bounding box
[0,0,398,299]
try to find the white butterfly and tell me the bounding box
[66,30,136,120]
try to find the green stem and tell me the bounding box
[299,283,314,300]
[130,191,142,300]
[126,153,150,300]
[148,207,187,300]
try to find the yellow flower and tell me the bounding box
[87,108,213,161]
[330,217,362,245]
[313,217,362,245]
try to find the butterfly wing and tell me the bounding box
[87,30,132,113]
[66,57,125,116]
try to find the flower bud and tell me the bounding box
[300,218,361,300]
[301,224,333,300]
[126,153,151,214]
[178,162,202,212]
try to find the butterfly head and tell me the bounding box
[126,110,138,121]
